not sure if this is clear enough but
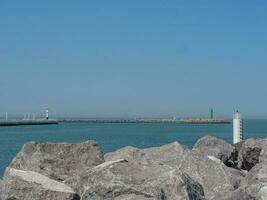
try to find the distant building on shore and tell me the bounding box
[233,110,243,144]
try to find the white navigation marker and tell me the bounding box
[233,110,243,144]
[46,109,49,120]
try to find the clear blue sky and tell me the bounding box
[0,1,267,119]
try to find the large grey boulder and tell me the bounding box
[105,141,244,200]
[237,139,267,171]
[193,136,235,164]
[10,140,104,181]
[180,150,246,200]
[238,162,267,199]
[2,168,80,200]
[105,142,189,167]
[66,159,205,200]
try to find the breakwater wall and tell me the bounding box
[0,119,58,126]
[60,118,230,124]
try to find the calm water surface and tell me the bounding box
[0,120,266,177]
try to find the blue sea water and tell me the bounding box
[0,120,267,177]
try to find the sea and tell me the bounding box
[0,119,267,177]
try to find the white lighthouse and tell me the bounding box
[233,110,243,144]
[45,109,49,120]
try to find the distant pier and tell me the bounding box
[0,119,58,126]
[60,118,230,124]
[0,118,230,126]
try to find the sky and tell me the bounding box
[0,1,267,119]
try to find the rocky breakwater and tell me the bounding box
[0,136,267,200]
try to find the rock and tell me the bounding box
[238,162,267,199]
[105,142,189,167]
[258,185,267,200]
[66,159,206,200]
[5,137,267,200]
[218,188,250,200]
[231,141,244,166]
[179,150,246,200]
[237,139,267,170]
[193,136,235,164]
[259,145,267,163]
[0,179,3,200]
[106,141,244,200]
[207,155,223,164]
[10,140,104,181]
[2,168,80,200]
[184,173,206,200]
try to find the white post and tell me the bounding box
[46,109,49,120]
[233,111,243,144]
